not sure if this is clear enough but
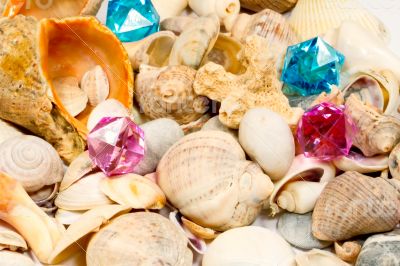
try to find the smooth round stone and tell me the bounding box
[277,212,332,249]
[134,118,184,175]
[201,116,238,139]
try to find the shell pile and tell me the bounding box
[0,1,399,265]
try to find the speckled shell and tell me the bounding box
[239,0,297,13]
[86,212,192,266]
[312,171,400,241]
[157,131,274,231]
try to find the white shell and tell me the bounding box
[55,209,85,225]
[333,152,388,174]
[80,65,109,107]
[0,221,27,251]
[0,135,64,192]
[0,119,23,145]
[151,0,188,20]
[0,251,35,266]
[86,99,130,131]
[296,249,349,266]
[52,77,88,117]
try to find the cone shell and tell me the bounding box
[312,171,400,241]
[157,131,274,231]
[289,0,389,42]
[239,0,298,13]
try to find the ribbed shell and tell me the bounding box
[312,171,400,241]
[239,0,298,13]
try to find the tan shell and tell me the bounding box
[80,65,110,107]
[312,171,400,241]
[389,142,400,180]
[160,16,195,35]
[239,0,297,13]
[0,135,64,193]
[157,131,274,231]
[335,241,362,263]
[345,94,400,156]
[194,35,303,129]
[0,221,27,251]
[0,119,23,145]
[86,212,192,266]
[169,14,220,69]
[135,65,208,124]
[86,99,130,132]
[100,173,166,209]
[0,251,35,266]
[333,152,388,174]
[181,216,218,240]
[52,77,88,117]
[296,249,349,266]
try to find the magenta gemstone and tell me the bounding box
[297,102,354,161]
[87,117,145,176]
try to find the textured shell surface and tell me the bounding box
[239,0,297,13]
[157,130,274,231]
[389,142,400,180]
[312,171,400,241]
[0,135,64,193]
[86,99,130,131]
[80,65,110,107]
[0,251,35,266]
[295,249,350,266]
[86,212,192,266]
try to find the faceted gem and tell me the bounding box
[281,37,345,96]
[296,102,355,161]
[87,117,145,176]
[106,0,160,42]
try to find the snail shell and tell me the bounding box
[335,241,362,263]
[0,251,35,266]
[0,119,23,145]
[389,142,400,180]
[80,65,110,107]
[0,135,64,193]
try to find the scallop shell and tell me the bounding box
[0,16,133,163]
[239,0,298,13]
[202,226,295,266]
[52,77,88,117]
[312,171,400,241]
[169,14,220,69]
[86,212,192,266]
[296,249,349,266]
[0,119,23,145]
[288,0,389,43]
[157,131,274,231]
[0,221,27,251]
[80,65,110,107]
[151,0,188,20]
[333,151,388,174]
[86,99,130,132]
[0,135,64,193]
[135,65,208,124]
[278,212,332,249]
[269,154,336,215]
[0,251,35,266]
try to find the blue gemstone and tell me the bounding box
[281,37,345,96]
[106,0,160,42]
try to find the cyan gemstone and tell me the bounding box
[281,37,345,96]
[106,0,160,42]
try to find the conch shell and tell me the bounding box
[194,35,303,129]
[312,171,400,241]
[157,131,274,231]
[0,16,133,163]
[239,0,297,13]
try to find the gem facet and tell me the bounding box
[87,117,145,176]
[281,37,345,96]
[296,102,354,161]
[106,0,160,42]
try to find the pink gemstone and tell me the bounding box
[87,117,145,176]
[296,102,354,161]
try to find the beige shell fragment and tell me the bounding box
[0,251,35,266]
[60,151,96,191]
[194,35,303,129]
[160,16,195,35]
[52,77,88,117]
[239,0,297,13]
[0,221,27,251]
[333,152,388,174]
[296,249,349,266]
[334,241,362,263]
[80,65,110,107]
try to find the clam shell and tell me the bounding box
[0,251,35,266]
[296,249,349,266]
[52,77,88,117]
[0,119,23,145]
[0,221,27,251]
[86,212,192,266]
[277,212,332,249]
[312,171,400,241]
[288,0,389,43]
[55,209,85,225]
[0,135,64,193]
[80,65,109,107]
[239,0,297,13]
[157,130,274,231]
[86,99,130,132]
[202,226,295,266]
[333,152,388,174]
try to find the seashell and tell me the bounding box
[160,16,195,35]
[278,212,332,249]
[60,151,96,192]
[269,154,336,215]
[345,94,400,157]
[86,99,130,132]
[0,119,23,145]
[86,212,192,266]
[0,250,35,266]
[124,31,177,71]
[181,216,218,240]
[310,86,345,107]
[55,172,113,211]
[169,14,220,69]
[356,229,400,266]
[55,209,85,225]
[188,0,240,30]
[296,249,349,266]
[180,113,211,134]
[0,172,63,263]
[49,204,131,264]
[0,221,27,251]
[312,171,400,241]
[134,118,184,175]
[52,77,88,117]
[201,116,238,140]
[0,16,133,163]
[194,35,303,129]
[80,65,110,107]
[335,241,362,263]
[151,0,188,20]
[334,151,388,174]
[157,131,274,231]
[239,108,295,181]
[0,135,64,193]
[239,0,297,13]
[2,0,103,18]
[202,226,295,266]
[389,142,400,180]
[30,184,59,210]
[135,65,208,124]
[289,0,389,43]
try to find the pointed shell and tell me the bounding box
[60,151,96,191]
[296,249,349,266]
[239,0,297,13]
[80,65,109,107]
[86,212,193,266]
[157,131,274,231]
[333,152,388,174]
[312,171,400,241]
[86,99,130,132]
[0,135,64,193]
[0,221,27,251]
[0,251,35,266]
